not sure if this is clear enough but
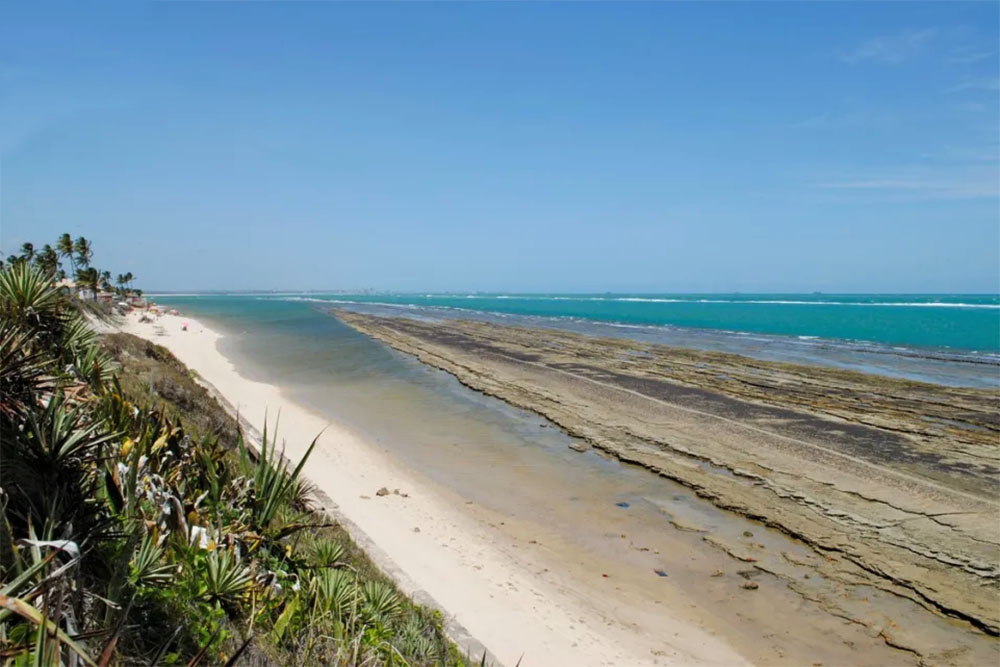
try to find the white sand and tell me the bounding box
[114,310,748,667]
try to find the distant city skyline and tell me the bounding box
[2,2,998,293]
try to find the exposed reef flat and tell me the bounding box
[336,310,1000,663]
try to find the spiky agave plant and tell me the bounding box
[0,318,54,420]
[58,316,114,390]
[202,549,250,608]
[0,262,63,323]
[1,392,117,545]
[236,421,317,536]
[0,262,74,361]
[0,262,113,402]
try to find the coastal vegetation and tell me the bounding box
[0,244,463,664]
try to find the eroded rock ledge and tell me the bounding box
[335,310,999,660]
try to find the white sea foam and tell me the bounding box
[338,294,1000,309]
[616,297,687,303]
[160,292,1000,309]
[698,300,999,309]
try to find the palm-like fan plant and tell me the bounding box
[360,580,401,625]
[203,550,250,607]
[312,539,345,568]
[129,535,174,587]
[311,569,357,618]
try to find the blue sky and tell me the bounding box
[2,2,997,293]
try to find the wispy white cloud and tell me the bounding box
[955,101,988,113]
[840,28,938,65]
[786,107,898,130]
[787,113,831,129]
[936,145,1000,163]
[947,48,997,65]
[947,77,1000,93]
[817,165,999,200]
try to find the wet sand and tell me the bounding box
[336,310,1000,665]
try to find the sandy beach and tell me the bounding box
[109,309,752,667]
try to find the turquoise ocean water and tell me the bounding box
[302,293,1000,352]
[152,293,1000,387]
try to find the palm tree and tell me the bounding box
[99,271,112,293]
[77,267,99,294]
[19,243,35,262]
[73,237,93,273]
[124,272,134,292]
[58,233,76,278]
[34,245,59,278]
